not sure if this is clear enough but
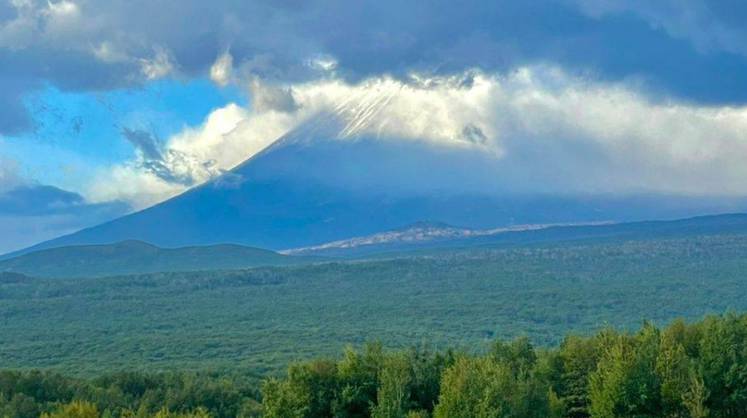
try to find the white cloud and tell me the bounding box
[140,47,175,80]
[88,66,747,208]
[0,0,41,48]
[87,103,300,208]
[92,41,130,63]
[0,0,86,48]
[305,54,338,73]
[210,51,233,87]
[87,164,186,209]
[44,0,80,23]
[163,102,301,182]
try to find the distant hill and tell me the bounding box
[0,271,31,283]
[283,220,611,256]
[0,240,319,278]
[5,214,746,278]
[284,213,747,257]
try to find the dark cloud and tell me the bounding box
[0,184,128,216]
[0,184,130,254]
[461,124,487,146]
[0,185,82,215]
[120,127,218,186]
[138,155,200,186]
[4,0,747,134]
[121,127,163,160]
[249,80,300,113]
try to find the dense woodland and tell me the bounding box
[2,314,747,417]
[3,235,747,375]
[3,232,747,416]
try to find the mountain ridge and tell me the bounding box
[284,212,747,257]
[281,219,614,256]
[5,212,747,277]
[0,240,320,278]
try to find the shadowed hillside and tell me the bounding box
[0,240,319,278]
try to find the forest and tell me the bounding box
[3,232,747,417]
[2,314,747,418]
[3,234,747,375]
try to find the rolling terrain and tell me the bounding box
[4,213,746,278]
[0,240,318,278]
[2,225,746,375]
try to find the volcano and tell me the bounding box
[13,85,747,255]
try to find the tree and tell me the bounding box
[153,407,211,418]
[405,346,453,414]
[556,335,602,418]
[333,343,384,418]
[0,393,41,418]
[655,330,693,417]
[262,360,338,418]
[696,314,747,418]
[589,324,662,418]
[41,401,99,418]
[371,354,412,418]
[434,356,557,418]
[491,337,537,376]
[682,374,709,418]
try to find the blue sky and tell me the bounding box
[2,0,747,253]
[4,78,243,190]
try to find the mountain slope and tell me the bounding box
[284,213,747,257]
[0,240,316,278]
[11,87,747,256]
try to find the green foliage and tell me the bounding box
[151,407,211,418]
[41,401,98,418]
[589,324,662,417]
[695,314,747,417]
[555,335,602,418]
[261,360,338,418]
[681,374,709,418]
[490,337,538,376]
[435,351,560,418]
[2,315,747,417]
[0,371,257,418]
[402,347,452,414]
[656,327,694,416]
[258,314,747,418]
[334,343,383,417]
[260,343,451,418]
[3,234,747,375]
[0,241,312,279]
[2,233,747,417]
[371,354,411,418]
